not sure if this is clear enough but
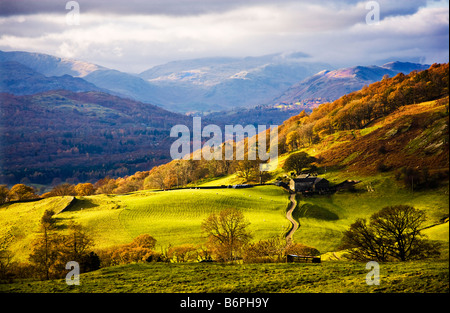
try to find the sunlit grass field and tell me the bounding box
[0,186,291,260]
[0,196,74,260]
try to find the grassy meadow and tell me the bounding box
[2,259,448,293]
[0,186,291,260]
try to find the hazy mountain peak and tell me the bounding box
[0,50,104,77]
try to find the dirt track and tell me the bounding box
[285,193,299,246]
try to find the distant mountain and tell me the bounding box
[272,62,431,108]
[0,90,193,185]
[138,53,331,112]
[0,50,103,77]
[0,61,106,95]
[0,50,331,113]
[82,69,169,107]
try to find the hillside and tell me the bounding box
[0,50,103,77]
[0,90,192,185]
[277,63,449,174]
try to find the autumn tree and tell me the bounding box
[102,234,158,266]
[60,222,94,263]
[283,152,316,175]
[168,244,198,263]
[95,177,117,194]
[235,159,260,182]
[0,249,15,281]
[50,183,76,196]
[8,184,37,201]
[202,208,252,262]
[298,122,317,146]
[143,165,176,190]
[75,183,95,196]
[29,210,59,280]
[285,131,301,152]
[0,185,9,204]
[242,236,286,263]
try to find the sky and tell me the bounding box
[0,0,448,73]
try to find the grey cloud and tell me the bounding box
[0,0,428,17]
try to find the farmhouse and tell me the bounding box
[289,174,330,193]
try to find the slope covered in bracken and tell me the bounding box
[316,100,448,174]
[277,63,449,176]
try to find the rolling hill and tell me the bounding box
[0,186,290,261]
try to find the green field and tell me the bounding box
[1,259,448,293]
[0,196,74,260]
[1,179,448,261]
[0,186,291,260]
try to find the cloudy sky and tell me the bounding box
[0,0,448,72]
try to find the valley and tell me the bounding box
[0,51,448,294]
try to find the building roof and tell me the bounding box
[291,177,325,184]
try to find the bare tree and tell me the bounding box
[202,208,252,261]
[342,205,440,261]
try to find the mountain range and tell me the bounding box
[1,50,331,113]
[1,50,429,117]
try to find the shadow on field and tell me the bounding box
[296,203,339,221]
[63,198,99,212]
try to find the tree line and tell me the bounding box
[0,182,96,205]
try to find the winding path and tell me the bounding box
[285,193,299,246]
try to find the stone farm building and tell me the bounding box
[289,174,330,193]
